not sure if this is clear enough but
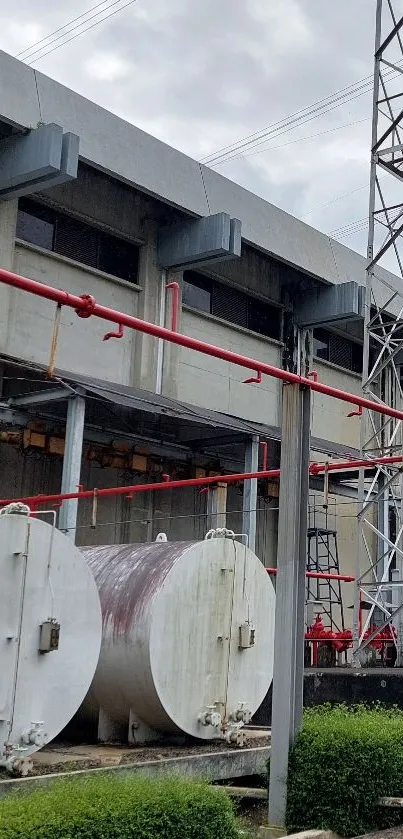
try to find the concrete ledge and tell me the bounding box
[353,831,403,839]
[0,745,270,798]
[259,830,341,839]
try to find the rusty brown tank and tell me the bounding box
[81,537,275,743]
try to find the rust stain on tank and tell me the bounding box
[82,542,193,638]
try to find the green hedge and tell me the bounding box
[0,774,239,839]
[285,704,403,837]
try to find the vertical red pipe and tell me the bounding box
[166,282,180,332]
[260,441,268,472]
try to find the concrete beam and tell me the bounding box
[0,746,270,796]
[0,123,79,200]
[157,213,241,269]
[294,281,364,328]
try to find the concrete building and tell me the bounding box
[0,49,391,628]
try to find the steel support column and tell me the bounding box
[268,383,311,828]
[355,0,403,661]
[58,393,85,541]
[242,435,259,552]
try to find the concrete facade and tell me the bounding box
[0,50,390,629]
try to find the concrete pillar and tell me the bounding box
[132,222,163,391]
[58,394,85,541]
[207,483,228,531]
[131,223,182,396]
[242,435,259,553]
[0,199,17,355]
[268,384,311,829]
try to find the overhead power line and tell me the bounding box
[201,63,402,168]
[329,218,368,239]
[16,1,112,59]
[16,0,138,66]
[212,117,369,168]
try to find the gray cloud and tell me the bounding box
[0,0,388,263]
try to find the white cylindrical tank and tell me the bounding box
[0,510,102,772]
[82,536,275,743]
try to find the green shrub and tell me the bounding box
[0,773,239,839]
[284,704,403,837]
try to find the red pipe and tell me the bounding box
[260,441,268,472]
[0,468,281,508]
[103,323,124,341]
[166,282,180,332]
[244,370,262,385]
[1,455,402,509]
[2,266,403,422]
[309,455,403,474]
[266,568,355,582]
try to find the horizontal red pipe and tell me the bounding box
[309,455,403,474]
[0,455,403,507]
[1,266,403,422]
[266,568,355,582]
[1,455,402,509]
[0,469,281,507]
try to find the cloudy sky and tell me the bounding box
[0,1,389,259]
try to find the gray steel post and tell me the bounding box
[268,383,311,828]
[58,393,86,542]
[242,435,259,552]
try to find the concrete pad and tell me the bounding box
[258,827,286,838]
[259,830,341,839]
[0,745,271,798]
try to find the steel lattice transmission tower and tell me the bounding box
[355,0,403,664]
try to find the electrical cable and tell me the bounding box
[301,184,370,220]
[16,1,113,59]
[201,64,402,167]
[330,219,370,240]
[24,0,139,65]
[212,118,369,168]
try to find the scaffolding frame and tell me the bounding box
[356,0,403,663]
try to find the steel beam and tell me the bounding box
[58,393,85,541]
[268,384,311,828]
[355,0,403,659]
[8,388,71,407]
[242,435,259,552]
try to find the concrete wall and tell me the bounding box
[177,309,281,424]
[8,242,138,384]
[312,361,361,449]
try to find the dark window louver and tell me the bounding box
[212,284,247,328]
[329,335,352,370]
[55,216,98,268]
[16,198,139,285]
[313,327,363,375]
[183,269,281,339]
